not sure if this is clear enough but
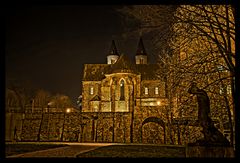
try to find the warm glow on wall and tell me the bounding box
[66,108,71,113]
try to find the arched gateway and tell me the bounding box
[141,116,166,144]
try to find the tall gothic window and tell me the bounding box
[120,80,125,100]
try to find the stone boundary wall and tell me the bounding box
[6,112,201,145]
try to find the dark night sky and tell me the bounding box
[5,5,155,105]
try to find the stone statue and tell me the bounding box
[188,82,230,146]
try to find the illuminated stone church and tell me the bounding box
[80,38,170,143]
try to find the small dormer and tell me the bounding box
[107,40,119,64]
[135,37,148,64]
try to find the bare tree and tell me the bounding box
[6,79,35,113]
[6,88,20,110]
[6,79,36,141]
[34,89,51,110]
[172,5,235,146]
[118,4,235,145]
[50,94,73,111]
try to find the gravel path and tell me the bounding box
[7,144,107,158]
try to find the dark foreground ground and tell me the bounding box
[76,144,186,158]
[5,143,69,156]
[5,143,186,158]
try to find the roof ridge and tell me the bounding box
[109,54,138,73]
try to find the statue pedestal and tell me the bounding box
[186,145,235,157]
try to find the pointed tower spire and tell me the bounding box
[107,40,119,64]
[135,37,148,64]
[109,40,119,56]
[136,37,147,56]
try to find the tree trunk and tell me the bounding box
[223,95,234,146]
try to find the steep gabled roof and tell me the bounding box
[136,64,159,80]
[136,37,147,56]
[109,40,119,56]
[82,64,109,81]
[106,54,138,74]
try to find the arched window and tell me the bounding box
[155,87,159,95]
[90,87,94,95]
[144,87,148,95]
[120,80,125,100]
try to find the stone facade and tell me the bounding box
[80,38,173,144]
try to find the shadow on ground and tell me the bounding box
[76,145,186,158]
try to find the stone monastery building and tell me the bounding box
[80,38,170,143]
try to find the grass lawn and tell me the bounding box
[77,145,186,158]
[5,143,68,156]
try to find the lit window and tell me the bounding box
[155,87,159,95]
[120,80,125,100]
[90,87,94,95]
[144,87,148,95]
[93,105,98,112]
